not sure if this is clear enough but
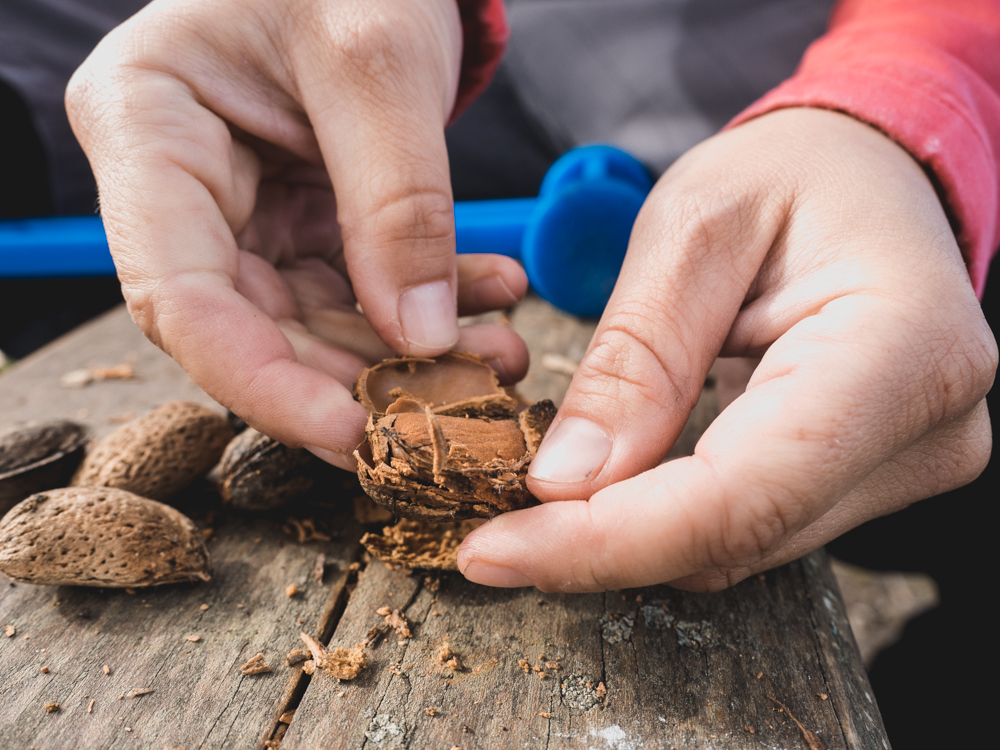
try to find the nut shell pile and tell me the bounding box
[354,352,556,521]
[0,486,210,587]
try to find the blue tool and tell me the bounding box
[456,144,652,316]
[0,144,651,317]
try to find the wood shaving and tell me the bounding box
[596,682,607,698]
[186,635,201,642]
[126,688,154,698]
[199,604,210,611]
[545,661,560,670]
[767,696,827,750]
[286,583,299,597]
[438,643,463,671]
[279,710,296,723]
[44,702,60,713]
[59,363,135,389]
[299,632,367,680]
[361,519,477,571]
[285,649,309,666]
[425,707,439,716]
[240,653,271,675]
[384,609,411,639]
[540,352,580,377]
[88,699,94,713]
[4,625,14,637]
[283,517,331,544]
[537,712,551,719]
[376,606,391,616]
[313,553,326,584]
[103,665,111,675]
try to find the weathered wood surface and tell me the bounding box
[0,306,362,748]
[0,298,890,749]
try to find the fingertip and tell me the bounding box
[455,323,529,385]
[456,254,528,314]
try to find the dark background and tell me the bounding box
[3,76,997,746]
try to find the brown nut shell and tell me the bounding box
[72,402,233,501]
[354,352,556,521]
[361,518,476,570]
[353,351,517,418]
[0,420,88,515]
[218,428,329,511]
[0,486,210,587]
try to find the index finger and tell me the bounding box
[68,67,367,466]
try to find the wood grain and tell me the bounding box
[0,306,361,749]
[0,300,891,749]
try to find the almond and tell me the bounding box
[218,428,334,511]
[0,487,210,587]
[72,402,232,501]
[0,420,88,515]
[354,352,555,521]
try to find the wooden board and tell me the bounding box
[0,307,362,749]
[0,299,890,749]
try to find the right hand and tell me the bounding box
[66,0,527,469]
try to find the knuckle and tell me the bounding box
[325,6,409,81]
[711,493,793,570]
[579,321,696,414]
[348,188,454,267]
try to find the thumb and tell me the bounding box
[527,170,785,500]
[295,2,463,356]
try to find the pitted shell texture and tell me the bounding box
[0,486,210,587]
[72,401,233,501]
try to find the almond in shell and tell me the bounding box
[72,401,233,501]
[0,486,210,587]
[0,420,88,515]
[218,428,337,511]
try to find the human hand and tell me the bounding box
[66,0,528,469]
[458,107,998,592]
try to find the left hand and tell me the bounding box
[457,107,997,592]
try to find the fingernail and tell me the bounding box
[471,275,519,307]
[528,417,612,483]
[461,560,532,588]
[485,356,511,382]
[398,280,459,351]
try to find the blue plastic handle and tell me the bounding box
[0,144,652,316]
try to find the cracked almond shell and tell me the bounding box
[0,420,88,516]
[0,486,210,587]
[361,518,476,570]
[72,402,233,501]
[354,352,556,521]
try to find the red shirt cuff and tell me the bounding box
[451,0,508,125]
[727,1,1000,298]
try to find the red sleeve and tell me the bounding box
[451,0,508,124]
[727,0,1000,297]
